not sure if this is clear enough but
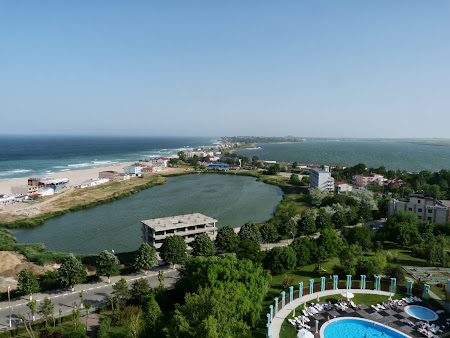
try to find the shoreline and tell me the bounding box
[0,161,136,195]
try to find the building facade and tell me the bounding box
[141,213,218,250]
[310,168,334,191]
[334,181,353,194]
[388,194,450,224]
[352,173,384,188]
[28,177,69,192]
[123,166,143,176]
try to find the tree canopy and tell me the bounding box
[57,253,87,288]
[160,235,187,266]
[134,243,158,272]
[214,225,239,253]
[238,222,262,243]
[97,250,120,278]
[191,233,215,257]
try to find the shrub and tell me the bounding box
[96,317,111,337]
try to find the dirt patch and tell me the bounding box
[0,251,23,275]
[0,251,54,291]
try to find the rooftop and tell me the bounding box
[142,213,218,231]
[334,181,349,185]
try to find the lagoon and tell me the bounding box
[235,140,450,172]
[12,174,283,254]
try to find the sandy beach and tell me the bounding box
[0,162,135,195]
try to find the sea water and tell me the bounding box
[0,135,215,179]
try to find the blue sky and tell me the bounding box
[1,1,450,138]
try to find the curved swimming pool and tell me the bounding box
[405,305,438,321]
[321,317,412,338]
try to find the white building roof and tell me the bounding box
[142,213,217,231]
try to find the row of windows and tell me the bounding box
[408,207,434,214]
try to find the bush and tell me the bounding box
[96,317,111,337]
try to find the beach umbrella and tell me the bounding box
[341,291,354,301]
[297,328,314,338]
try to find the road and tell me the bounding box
[0,267,178,332]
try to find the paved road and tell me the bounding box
[0,267,178,332]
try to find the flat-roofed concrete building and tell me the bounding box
[388,194,450,224]
[141,213,218,250]
[310,168,334,191]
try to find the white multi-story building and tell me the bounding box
[388,194,450,224]
[141,213,218,250]
[310,168,334,191]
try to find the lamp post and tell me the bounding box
[8,285,12,328]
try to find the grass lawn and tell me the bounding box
[270,258,340,293]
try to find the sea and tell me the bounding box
[235,139,450,173]
[0,136,449,180]
[0,135,216,180]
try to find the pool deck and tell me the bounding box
[269,289,448,338]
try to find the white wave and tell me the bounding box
[67,163,92,168]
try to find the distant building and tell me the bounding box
[99,171,120,180]
[334,181,353,194]
[76,178,109,189]
[11,185,39,196]
[388,194,450,224]
[207,163,229,171]
[123,166,143,176]
[142,166,160,173]
[141,213,218,250]
[0,195,16,206]
[352,173,384,188]
[310,168,334,191]
[28,177,69,192]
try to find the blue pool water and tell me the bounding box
[405,305,438,321]
[322,318,410,338]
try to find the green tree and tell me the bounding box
[131,278,150,304]
[112,277,130,304]
[298,213,316,234]
[84,302,92,333]
[263,246,297,274]
[158,270,164,286]
[238,222,262,243]
[313,245,328,262]
[17,269,39,298]
[191,233,215,257]
[317,228,340,257]
[289,174,301,185]
[175,255,270,327]
[309,187,329,206]
[345,226,373,251]
[384,265,406,284]
[143,294,162,336]
[339,244,363,274]
[292,162,298,169]
[332,210,348,228]
[260,223,278,243]
[214,225,239,253]
[315,212,333,230]
[38,297,54,329]
[27,299,37,322]
[96,250,120,283]
[134,243,158,274]
[235,239,264,263]
[160,235,187,268]
[57,253,87,290]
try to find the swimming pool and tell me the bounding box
[404,305,438,321]
[321,317,412,338]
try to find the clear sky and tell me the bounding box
[1,1,450,138]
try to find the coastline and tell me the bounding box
[0,161,135,195]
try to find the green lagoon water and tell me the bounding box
[236,140,450,172]
[12,174,282,254]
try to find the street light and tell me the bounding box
[8,285,11,328]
